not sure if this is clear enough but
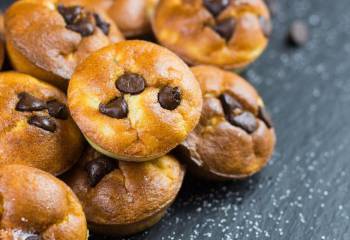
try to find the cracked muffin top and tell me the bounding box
[0,72,84,175]
[65,147,185,234]
[0,164,88,240]
[152,0,271,70]
[175,65,276,180]
[4,0,124,88]
[68,40,203,161]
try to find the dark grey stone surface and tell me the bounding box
[1,0,350,239]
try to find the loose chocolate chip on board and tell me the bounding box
[259,16,272,37]
[213,18,236,41]
[203,0,230,17]
[67,18,95,37]
[228,111,258,134]
[57,5,82,25]
[116,73,146,94]
[99,97,128,119]
[47,100,69,120]
[85,157,117,187]
[258,106,273,128]
[219,92,242,114]
[94,13,110,35]
[158,86,181,110]
[28,116,57,132]
[288,20,309,47]
[16,92,47,112]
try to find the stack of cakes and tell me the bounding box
[0,0,276,238]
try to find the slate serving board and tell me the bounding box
[1,0,350,239]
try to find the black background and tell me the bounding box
[1,0,350,239]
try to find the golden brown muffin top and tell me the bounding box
[153,0,271,69]
[65,147,185,226]
[68,40,202,160]
[77,0,158,37]
[176,65,276,179]
[0,164,88,240]
[5,0,124,80]
[0,72,84,175]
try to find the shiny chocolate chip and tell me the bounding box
[288,20,309,47]
[116,73,146,94]
[94,13,110,36]
[158,86,181,110]
[57,5,82,25]
[219,92,242,114]
[99,97,128,119]
[258,106,273,128]
[25,235,41,240]
[28,116,57,132]
[213,18,236,41]
[259,16,272,37]
[203,0,230,17]
[47,100,69,120]
[85,157,117,187]
[228,111,258,134]
[16,92,47,112]
[67,17,95,37]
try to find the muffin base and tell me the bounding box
[89,207,166,236]
[85,136,169,162]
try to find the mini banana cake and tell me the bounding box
[65,147,185,236]
[5,0,124,89]
[68,40,202,161]
[175,65,276,180]
[0,72,84,175]
[0,164,88,240]
[152,0,272,70]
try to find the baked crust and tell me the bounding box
[4,0,124,88]
[174,65,276,180]
[65,147,185,236]
[68,40,202,161]
[0,72,84,175]
[152,0,271,70]
[79,0,158,37]
[0,164,88,240]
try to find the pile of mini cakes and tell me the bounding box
[0,0,276,238]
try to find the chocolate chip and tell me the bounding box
[213,18,236,41]
[174,143,192,161]
[25,235,41,240]
[288,20,309,47]
[258,106,273,128]
[47,100,69,120]
[85,157,117,187]
[259,16,272,37]
[28,116,57,132]
[116,73,146,95]
[57,5,82,25]
[94,13,110,36]
[99,97,128,119]
[67,17,95,37]
[203,0,230,17]
[16,92,47,112]
[228,111,258,134]
[219,92,242,114]
[158,86,181,110]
